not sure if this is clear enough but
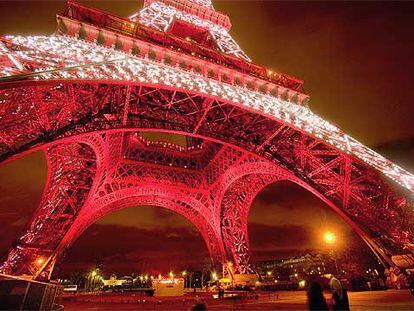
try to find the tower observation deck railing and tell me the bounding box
[141,0,232,30]
[59,1,306,100]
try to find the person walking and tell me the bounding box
[307,281,329,311]
[330,277,350,310]
[409,278,414,297]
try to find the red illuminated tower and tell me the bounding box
[0,0,413,282]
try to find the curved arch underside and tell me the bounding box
[0,79,413,278]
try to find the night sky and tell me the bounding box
[0,1,413,276]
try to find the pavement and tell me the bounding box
[62,289,414,310]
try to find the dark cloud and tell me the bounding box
[375,138,414,173]
[96,205,193,230]
[222,1,414,147]
[0,151,45,250]
[249,181,353,235]
[249,223,312,250]
[58,222,209,275]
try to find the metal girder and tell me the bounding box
[0,0,413,280]
[0,80,413,279]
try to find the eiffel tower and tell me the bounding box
[0,0,413,282]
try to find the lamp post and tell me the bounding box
[323,231,339,274]
[182,271,187,288]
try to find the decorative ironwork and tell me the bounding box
[0,0,413,279]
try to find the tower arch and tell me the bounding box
[220,171,406,275]
[0,0,413,281]
[55,193,226,278]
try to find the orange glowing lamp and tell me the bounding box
[36,257,44,265]
[323,231,336,244]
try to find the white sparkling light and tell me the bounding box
[137,2,251,61]
[1,34,413,192]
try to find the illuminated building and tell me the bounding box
[0,0,413,282]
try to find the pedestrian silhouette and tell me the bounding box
[330,277,350,310]
[191,302,206,311]
[409,278,414,297]
[307,281,328,311]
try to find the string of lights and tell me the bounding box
[2,34,413,192]
[136,1,251,61]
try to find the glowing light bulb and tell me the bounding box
[36,257,44,265]
[323,232,336,244]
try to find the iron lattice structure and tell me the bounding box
[0,0,413,279]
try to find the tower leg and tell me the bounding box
[220,174,277,275]
[0,142,97,279]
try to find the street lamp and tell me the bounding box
[182,271,187,288]
[323,231,336,244]
[323,231,339,274]
[36,257,44,266]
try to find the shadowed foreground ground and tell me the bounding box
[62,289,414,310]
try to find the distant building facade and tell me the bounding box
[257,253,335,281]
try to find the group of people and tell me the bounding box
[308,276,350,310]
